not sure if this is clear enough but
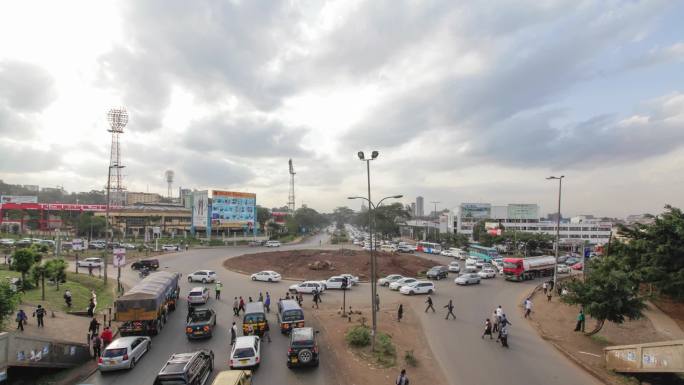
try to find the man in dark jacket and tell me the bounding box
[33,305,46,327]
[425,296,435,313]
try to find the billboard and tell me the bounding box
[192,191,209,228]
[1,196,37,204]
[460,203,491,219]
[210,190,256,229]
[112,248,126,267]
[507,204,539,220]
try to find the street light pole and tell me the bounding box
[547,175,564,288]
[104,167,112,286]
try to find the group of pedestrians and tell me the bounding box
[230,292,273,316]
[14,305,47,331]
[87,317,113,359]
[421,296,456,320]
[482,305,511,347]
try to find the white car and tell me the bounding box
[121,243,137,250]
[379,274,404,286]
[475,259,485,268]
[98,336,151,371]
[78,257,104,268]
[478,268,497,279]
[389,277,417,291]
[399,281,435,295]
[289,281,326,294]
[440,250,454,257]
[322,276,351,289]
[448,261,461,273]
[465,258,477,267]
[251,271,282,282]
[0,239,15,246]
[339,274,359,286]
[187,270,217,283]
[455,273,481,285]
[161,244,179,251]
[556,264,571,274]
[230,335,261,369]
[187,287,210,305]
[265,240,281,247]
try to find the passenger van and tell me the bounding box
[380,244,397,253]
[277,299,304,333]
[242,302,268,336]
[211,370,252,385]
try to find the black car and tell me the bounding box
[426,266,449,280]
[154,350,213,385]
[131,259,160,270]
[186,308,217,339]
[287,327,319,368]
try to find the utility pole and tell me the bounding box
[547,175,564,288]
[430,201,440,241]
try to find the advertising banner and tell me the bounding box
[192,191,209,228]
[71,239,85,251]
[112,248,126,267]
[210,190,256,229]
[1,195,38,204]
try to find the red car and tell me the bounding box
[571,262,583,271]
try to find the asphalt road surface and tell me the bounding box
[83,236,601,385]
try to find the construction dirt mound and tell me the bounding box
[223,248,439,281]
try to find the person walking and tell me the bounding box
[375,293,380,312]
[574,309,586,332]
[444,300,456,320]
[312,291,320,309]
[263,320,272,343]
[265,292,271,313]
[258,292,263,303]
[33,305,46,328]
[16,309,27,331]
[230,322,237,345]
[491,310,499,333]
[499,326,509,348]
[500,314,512,329]
[91,333,102,359]
[64,289,72,308]
[546,290,552,302]
[88,317,100,338]
[87,298,96,317]
[396,368,409,385]
[233,297,239,316]
[297,293,303,307]
[524,298,533,318]
[542,281,548,295]
[482,318,493,339]
[88,265,93,276]
[91,290,97,307]
[100,327,113,348]
[215,281,222,300]
[397,304,404,322]
[425,296,435,313]
[285,292,291,300]
[495,305,503,320]
[239,296,245,314]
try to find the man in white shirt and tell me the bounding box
[524,298,532,318]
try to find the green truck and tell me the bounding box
[116,271,180,336]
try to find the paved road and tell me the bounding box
[84,239,601,385]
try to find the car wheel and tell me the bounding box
[298,349,313,364]
[428,289,433,294]
[202,278,207,284]
[252,276,257,281]
[188,277,192,282]
[146,341,151,352]
[409,290,415,295]
[268,278,272,282]
[129,358,136,369]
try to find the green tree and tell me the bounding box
[0,281,20,329]
[30,263,48,300]
[45,259,67,290]
[562,255,645,335]
[333,207,356,226]
[77,213,106,237]
[294,207,328,232]
[256,206,271,233]
[11,248,40,286]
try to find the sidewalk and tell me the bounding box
[642,300,684,340]
[6,305,108,345]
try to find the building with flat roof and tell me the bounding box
[94,204,191,238]
[416,196,424,217]
[125,192,163,205]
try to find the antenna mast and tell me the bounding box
[288,159,296,212]
[165,170,175,198]
[106,107,128,206]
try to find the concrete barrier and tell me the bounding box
[605,339,684,373]
[4,333,90,370]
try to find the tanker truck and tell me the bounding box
[116,271,180,336]
[503,256,556,281]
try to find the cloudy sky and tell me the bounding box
[1,0,683,217]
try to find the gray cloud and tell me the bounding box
[0,141,60,173]
[178,156,254,187]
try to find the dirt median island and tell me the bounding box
[223,248,440,280]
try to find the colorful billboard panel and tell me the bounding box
[192,191,209,228]
[1,195,38,204]
[210,190,256,228]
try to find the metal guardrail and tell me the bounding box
[605,339,684,373]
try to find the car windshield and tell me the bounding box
[156,378,187,385]
[282,309,303,322]
[103,348,126,357]
[244,313,265,323]
[190,310,211,322]
[189,291,203,297]
[291,329,314,346]
[233,347,255,358]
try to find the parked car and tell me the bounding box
[250,271,281,282]
[188,270,217,283]
[98,336,151,371]
[0,239,15,246]
[565,257,580,266]
[571,262,584,271]
[399,281,435,295]
[426,266,449,280]
[230,336,261,370]
[154,350,214,385]
[477,268,497,279]
[89,241,106,249]
[448,261,461,273]
[454,273,481,285]
[475,259,485,268]
[131,259,159,270]
[265,240,281,247]
[188,287,210,306]
[186,308,217,339]
[121,243,137,250]
[289,281,326,294]
[556,264,571,274]
[397,245,413,253]
[161,244,180,251]
[338,274,359,286]
[389,277,417,291]
[287,327,320,368]
[321,276,351,290]
[379,274,404,286]
[77,257,103,268]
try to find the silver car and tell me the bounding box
[454,273,481,285]
[98,336,151,371]
[187,287,210,305]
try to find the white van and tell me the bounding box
[380,244,397,253]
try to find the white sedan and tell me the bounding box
[339,273,359,286]
[379,274,404,286]
[448,261,461,273]
[389,277,417,291]
[556,264,571,274]
[399,281,435,295]
[322,276,351,289]
[98,336,151,371]
[251,271,281,282]
[289,281,326,294]
[478,268,497,279]
[455,273,481,285]
[161,244,179,251]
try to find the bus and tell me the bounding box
[468,244,500,262]
[416,241,442,254]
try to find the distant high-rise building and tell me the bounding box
[410,202,416,217]
[416,196,424,217]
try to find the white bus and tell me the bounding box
[416,241,442,254]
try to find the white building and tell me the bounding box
[456,203,612,245]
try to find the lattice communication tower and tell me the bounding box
[165,170,175,198]
[106,107,128,206]
[288,159,296,212]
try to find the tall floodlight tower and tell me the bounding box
[165,170,175,198]
[288,159,296,212]
[106,107,128,206]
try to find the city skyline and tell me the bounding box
[1,1,683,217]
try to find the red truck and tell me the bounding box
[503,256,556,281]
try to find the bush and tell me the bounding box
[404,350,418,367]
[345,325,371,347]
[374,332,396,367]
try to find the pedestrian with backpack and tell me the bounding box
[444,300,456,320]
[396,368,409,385]
[424,296,435,313]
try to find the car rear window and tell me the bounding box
[190,310,212,322]
[189,291,203,296]
[103,348,127,357]
[282,309,303,322]
[233,348,255,358]
[155,377,187,385]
